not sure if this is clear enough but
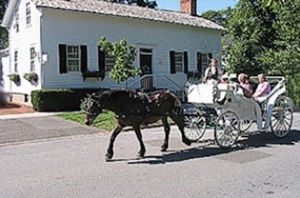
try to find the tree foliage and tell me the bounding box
[0,0,8,49]
[104,0,157,8]
[98,36,140,84]
[201,7,235,28]
[227,0,300,105]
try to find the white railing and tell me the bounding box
[125,74,186,101]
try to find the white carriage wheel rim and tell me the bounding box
[214,111,240,148]
[271,105,293,137]
[184,116,206,141]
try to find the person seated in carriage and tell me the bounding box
[238,73,253,98]
[203,58,219,84]
[252,73,271,102]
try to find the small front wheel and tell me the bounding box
[214,110,240,148]
[184,115,206,142]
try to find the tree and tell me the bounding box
[259,0,300,105]
[226,0,278,75]
[98,36,141,83]
[0,0,8,49]
[201,7,235,28]
[227,0,300,105]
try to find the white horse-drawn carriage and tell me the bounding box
[183,76,294,148]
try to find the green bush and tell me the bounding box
[31,88,108,112]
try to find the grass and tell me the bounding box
[57,110,175,131]
[57,110,117,131]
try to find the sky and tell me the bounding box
[156,0,239,14]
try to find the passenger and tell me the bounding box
[238,73,253,98]
[252,73,271,102]
[203,58,219,84]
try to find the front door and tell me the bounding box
[139,48,153,91]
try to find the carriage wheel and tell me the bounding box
[214,110,240,148]
[239,119,253,132]
[270,96,293,138]
[184,115,206,142]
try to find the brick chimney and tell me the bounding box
[180,0,197,16]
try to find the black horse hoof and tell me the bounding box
[183,139,192,146]
[137,150,145,158]
[161,146,168,152]
[105,152,113,161]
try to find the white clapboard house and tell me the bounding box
[1,0,224,104]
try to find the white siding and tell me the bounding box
[6,0,42,94]
[41,9,222,90]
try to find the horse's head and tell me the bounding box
[84,93,103,126]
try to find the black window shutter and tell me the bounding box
[80,45,88,73]
[208,53,213,60]
[183,51,188,74]
[59,44,67,74]
[197,52,202,73]
[98,46,106,80]
[170,51,175,74]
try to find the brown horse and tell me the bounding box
[84,89,191,161]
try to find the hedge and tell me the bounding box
[31,88,108,112]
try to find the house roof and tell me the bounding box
[2,0,224,31]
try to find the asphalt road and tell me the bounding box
[0,113,300,197]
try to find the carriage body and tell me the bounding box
[184,76,294,148]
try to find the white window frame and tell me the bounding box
[66,45,80,72]
[174,51,184,72]
[14,50,18,72]
[15,9,19,32]
[30,47,36,71]
[26,3,31,25]
[105,52,116,73]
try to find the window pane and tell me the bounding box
[26,3,31,25]
[105,52,115,72]
[174,52,183,72]
[67,45,79,72]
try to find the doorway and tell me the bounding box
[139,48,153,90]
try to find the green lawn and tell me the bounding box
[57,110,174,131]
[57,110,117,131]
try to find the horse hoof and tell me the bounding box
[161,147,167,152]
[137,151,145,158]
[105,153,113,161]
[183,139,192,146]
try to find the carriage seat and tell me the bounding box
[255,79,284,103]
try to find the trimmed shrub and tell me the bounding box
[31,88,108,112]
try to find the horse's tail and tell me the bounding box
[168,91,184,116]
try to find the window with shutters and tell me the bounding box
[15,9,19,32]
[174,52,183,72]
[26,3,31,25]
[105,52,115,72]
[30,47,35,71]
[170,51,188,74]
[14,50,18,72]
[67,45,80,72]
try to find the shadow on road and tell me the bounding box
[127,130,300,165]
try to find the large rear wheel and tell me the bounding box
[214,110,240,148]
[270,96,293,138]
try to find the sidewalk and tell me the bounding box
[0,112,58,120]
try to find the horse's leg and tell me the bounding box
[133,124,146,158]
[171,115,192,146]
[161,116,170,152]
[105,124,123,161]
